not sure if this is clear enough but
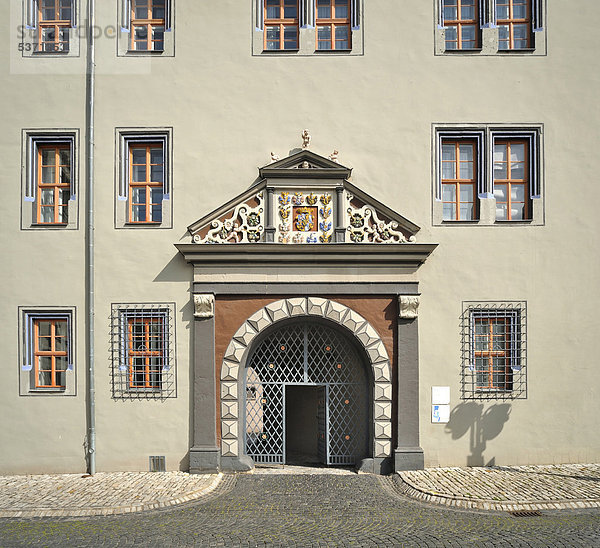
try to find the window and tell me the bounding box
[434,0,546,56]
[23,0,78,56]
[316,0,351,51]
[433,125,543,226]
[496,0,530,49]
[19,308,76,396]
[111,303,176,399]
[115,129,172,229]
[38,0,72,52]
[118,0,174,56]
[130,0,165,51]
[442,0,479,50]
[253,0,363,55]
[128,143,164,223]
[265,0,299,50]
[493,139,529,220]
[461,302,526,400]
[441,139,478,220]
[22,130,78,230]
[37,144,71,224]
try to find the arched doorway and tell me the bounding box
[244,319,370,466]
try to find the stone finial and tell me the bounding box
[301,129,311,149]
[329,150,339,163]
[398,295,420,319]
[270,152,280,162]
[194,294,215,318]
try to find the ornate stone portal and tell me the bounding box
[177,148,437,474]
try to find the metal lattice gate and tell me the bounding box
[244,321,369,465]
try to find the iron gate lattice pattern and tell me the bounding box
[245,321,368,465]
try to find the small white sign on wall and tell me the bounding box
[431,386,450,423]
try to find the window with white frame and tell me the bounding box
[461,302,526,400]
[115,129,172,229]
[21,130,79,230]
[433,125,543,225]
[435,0,545,55]
[19,308,76,396]
[110,304,176,399]
[118,0,174,56]
[254,0,362,55]
[22,0,79,56]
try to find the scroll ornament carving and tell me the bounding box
[346,194,416,244]
[194,294,215,318]
[193,192,264,244]
[399,296,420,319]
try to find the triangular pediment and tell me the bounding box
[259,149,352,179]
[186,150,421,245]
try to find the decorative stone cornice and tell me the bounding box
[399,295,420,319]
[194,294,215,318]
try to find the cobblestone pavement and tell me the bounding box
[0,472,221,518]
[1,474,599,547]
[398,464,600,511]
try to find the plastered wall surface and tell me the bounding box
[0,1,598,473]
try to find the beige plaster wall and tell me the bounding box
[0,1,598,472]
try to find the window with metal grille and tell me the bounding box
[110,304,176,399]
[461,302,526,400]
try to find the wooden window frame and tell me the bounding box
[264,0,299,50]
[130,0,166,51]
[36,144,71,225]
[496,0,531,50]
[493,139,530,221]
[128,143,164,224]
[127,316,163,389]
[443,0,479,50]
[441,139,478,221]
[38,0,71,52]
[473,316,513,391]
[316,0,351,51]
[33,318,68,389]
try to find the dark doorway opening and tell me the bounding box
[285,385,321,465]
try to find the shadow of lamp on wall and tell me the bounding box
[444,402,512,467]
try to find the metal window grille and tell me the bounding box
[110,303,176,399]
[461,301,527,400]
[149,455,166,472]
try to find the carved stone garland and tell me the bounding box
[346,194,415,244]
[193,192,264,244]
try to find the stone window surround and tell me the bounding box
[114,127,173,230]
[21,0,80,58]
[432,123,544,226]
[433,0,547,56]
[186,282,424,475]
[252,0,364,56]
[117,0,175,57]
[18,306,77,396]
[20,128,80,231]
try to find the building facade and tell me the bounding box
[1,0,599,475]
